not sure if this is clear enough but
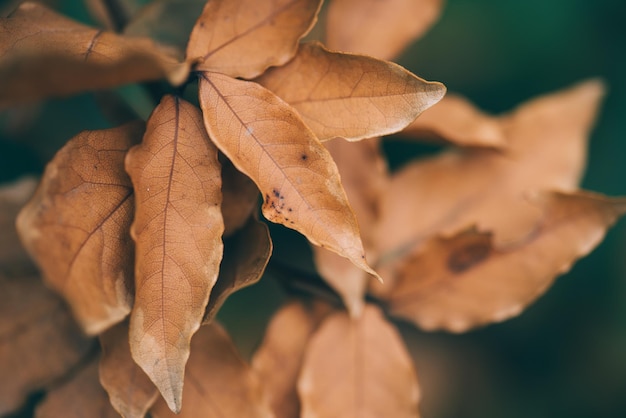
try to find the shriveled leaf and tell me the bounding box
[399,94,506,148]
[375,79,606,293]
[252,300,332,418]
[0,179,93,415]
[36,360,120,418]
[203,216,272,324]
[389,191,626,332]
[312,138,388,316]
[16,123,142,335]
[199,72,379,280]
[187,0,322,79]
[256,42,445,142]
[99,321,159,418]
[0,2,189,107]
[299,304,420,418]
[221,157,260,236]
[150,323,273,418]
[326,0,444,60]
[125,96,224,413]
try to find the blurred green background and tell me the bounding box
[1,1,625,418]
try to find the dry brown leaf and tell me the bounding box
[125,96,224,413]
[16,122,142,335]
[389,191,626,332]
[256,42,446,142]
[221,156,260,236]
[312,138,388,316]
[400,94,506,148]
[150,322,273,418]
[252,300,333,418]
[0,2,189,107]
[199,71,380,280]
[299,304,420,418]
[186,0,322,79]
[36,359,121,418]
[203,215,272,324]
[85,0,137,31]
[99,321,159,418]
[326,0,444,60]
[374,79,606,294]
[0,179,93,415]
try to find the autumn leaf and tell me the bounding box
[150,323,273,418]
[198,71,380,280]
[36,360,121,418]
[389,191,626,332]
[221,157,261,236]
[16,122,142,335]
[125,95,224,412]
[186,0,322,79]
[299,304,420,418]
[325,0,444,61]
[256,42,445,142]
[99,321,159,418]
[0,2,189,107]
[252,300,332,418]
[203,215,272,324]
[0,178,93,415]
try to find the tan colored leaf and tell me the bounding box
[186,0,322,79]
[85,0,137,31]
[375,79,606,294]
[0,2,189,107]
[203,215,272,324]
[150,322,273,418]
[199,72,379,280]
[16,122,142,335]
[299,304,420,418]
[400,94,506,148]
[36,360,121,418]
[326,0,444,60]
[256,42,446,142]
[389,191,626,332]
[312,138,388,316]
[125,95,224,413]
[221,156,260,236]
[99,321,159,418]
[0,179,93,415]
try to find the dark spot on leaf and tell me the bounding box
[447,242,491,273]
[301,153,308,161]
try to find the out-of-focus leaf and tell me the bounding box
[399,94,506,148]
[0,178,93,416]
[299,304,420,418]
[252,300,332,418]
[150,323,273,418]
[0,2,189,107]
[203,215,272,324]
[186,0,322,79]
[326,0,444,60]
[389,191,626,332]
[16,123,142,335]
[221,157,260,237]
[99,321,158,418]
[36,360,121,418]
[199,72,380,280]
[125,96,224,413]
[256,42,445,142]
[85,0,138,31]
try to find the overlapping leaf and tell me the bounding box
[389,191,626,332]
[221,158,261,236]
[125,96,224,413]
[187,0,322,79]
[0,2,189,107]
[256,42,446,142]
[17,122,142,335]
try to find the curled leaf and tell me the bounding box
[256,42,446,142]
[125,96,224,413]
[0,2,189,107]
[199,72,379,280]
[389,191,626,332]
[187,0,322,79]
[221,157,260,236]
[17,123,142,335]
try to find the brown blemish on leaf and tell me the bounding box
[446,236,492,273]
